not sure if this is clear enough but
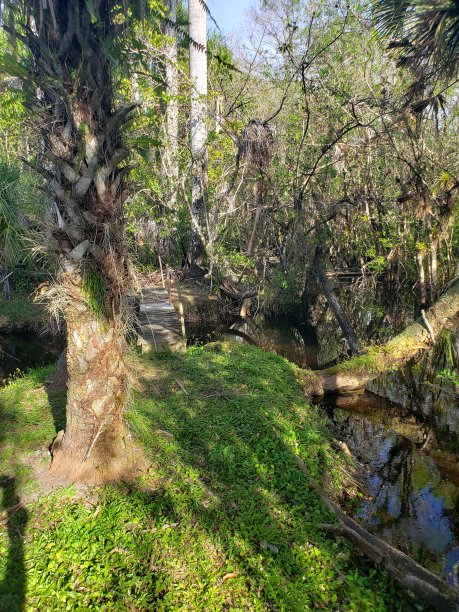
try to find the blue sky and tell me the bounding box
[206,0,253,36]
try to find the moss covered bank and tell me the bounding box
[0,344,407,610]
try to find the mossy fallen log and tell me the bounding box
[321,499,459,611]
[299,277,459,396]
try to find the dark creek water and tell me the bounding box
[190,316,459,584]
[322,393,459,585]
[187,317,322,369]
[0,332,62,385]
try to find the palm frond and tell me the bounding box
[0,161,23,266]
[373,0,459,78]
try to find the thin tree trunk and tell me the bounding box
[417,250,428,307]
[189,0,207,270]
[215,94,222,133]
[240,179,263,317]
[311,249,360,355]
[164,0,179,208]
[429,241,438,302]
[247,179,263,258]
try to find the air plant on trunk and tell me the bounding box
[1,0,149,481]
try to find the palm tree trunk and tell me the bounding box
[9,0,140,481]
[189,0,207,270]
[52,298,129,481]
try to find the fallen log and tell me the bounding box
[299,277,459,396]
[304,247,361,355]
[295,455,459,611]
[219,285,257,302]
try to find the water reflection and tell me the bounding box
[188,316,321,369]
[189,315,459,582]
[233,318,320,369]
[324,395,459,585]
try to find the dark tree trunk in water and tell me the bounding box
[301,263,319,314]
[298,323,319,369]
[311,249,361,355]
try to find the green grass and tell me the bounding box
[0,344,405,610]
[0,365,63,491]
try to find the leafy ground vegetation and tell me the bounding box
[0,344,407,611]
[0,297,44,332]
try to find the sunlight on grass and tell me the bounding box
[0,344,403,610]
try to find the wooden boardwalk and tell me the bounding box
[137,286,185,352]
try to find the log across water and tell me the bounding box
[299,277,459,396]
[295,454,459,610]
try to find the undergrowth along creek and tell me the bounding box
[0,297,45,332]
[0,343,408,610]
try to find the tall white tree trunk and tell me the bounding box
[164,0,179,208]
[189,0,207,270]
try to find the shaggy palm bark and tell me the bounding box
[11,1,138,480]
[53,307,128,477]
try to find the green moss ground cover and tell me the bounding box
[0,344,405,610]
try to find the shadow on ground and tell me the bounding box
[0,345,400,609]
[0,364,64,611]
[118,344,394,608]
[0,477,28,612]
